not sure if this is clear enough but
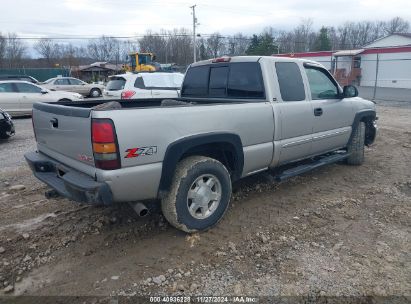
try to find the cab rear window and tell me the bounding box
[181,62,265,99]
[106,77,126,91]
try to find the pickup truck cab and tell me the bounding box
[25,56,377,233]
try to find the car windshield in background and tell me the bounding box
[106,78,126,91]
[43,78,55,84]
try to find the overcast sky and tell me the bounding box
[2,0,411,38]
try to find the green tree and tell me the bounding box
[246,33,278,55]
[314,27,332,51]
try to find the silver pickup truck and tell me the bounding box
[25,56,377,232]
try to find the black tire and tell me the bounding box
[161,156,232,233]
[58,99,71,102]
[346,121,365,165]
[90,88,101,98]
[0,132,11,140]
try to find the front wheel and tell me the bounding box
[161,156,232,233]
[346,121,365,165]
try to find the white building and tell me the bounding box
[276,33,411,89]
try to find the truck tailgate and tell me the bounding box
[32,102,95,172]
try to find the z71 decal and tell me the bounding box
[125,146,158,158]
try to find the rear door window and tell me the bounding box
[69,78,83,85]
[181,62,265,99]
[275,62,305,101]
[227,63,264,98]
[0,83,16,93]
[54,78,70,85]
[181,65,210,97]
[134,77,146,89]
[15,83,42,93]
[107,77,126,91]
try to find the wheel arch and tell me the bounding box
[158,132,244,197]
[349,110,376,146]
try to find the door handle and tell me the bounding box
[314,108,323,116]
[50,118,58,128]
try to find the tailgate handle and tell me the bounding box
[50,118,59,128]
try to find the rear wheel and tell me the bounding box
[161,156,232,233]
[58,98,71,102]
[346,121,365,165]
[90,88,101,98]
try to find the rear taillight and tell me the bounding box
[121,90,136,99]
[91,119,120,170]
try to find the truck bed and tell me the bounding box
[46,97,267,111]
[55,98,170,109]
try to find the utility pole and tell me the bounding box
[190,4,197,62]
[372,53,380,101]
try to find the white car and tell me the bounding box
[0,81,83,116]
[103,72,184,100]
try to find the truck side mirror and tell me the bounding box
[343,85,358,98]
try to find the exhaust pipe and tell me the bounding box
[129,202,149,217]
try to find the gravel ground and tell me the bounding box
[0,105,410,301]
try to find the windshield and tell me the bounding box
[43,78,55,84]
[106,77,126,91]
[129,55,136,69]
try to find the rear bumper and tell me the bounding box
[25,151,113,205]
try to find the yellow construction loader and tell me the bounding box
[123,52,159,72]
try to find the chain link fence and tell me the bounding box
[315,56,411,105]
[0,68,71,82]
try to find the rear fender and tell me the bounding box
[158,133,244,197]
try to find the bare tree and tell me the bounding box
[87,36,119,62]
[138,31,167,62]
[0,33,6,68]
[60,43,82,67]
[120,40,138,62]
[34,39,61,66]
[5,33,27,68]
[206,33,226,58]
[227,33,250,56]
[137,28,194,65]
[383,17,410,34]
[277,30,295,53]
[293,19,314,52]
[327,27,339,50]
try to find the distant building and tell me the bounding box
[276,33,411,89]
[72,62,123,82]
[364,33,411,48]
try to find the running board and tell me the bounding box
[275,152,350,182]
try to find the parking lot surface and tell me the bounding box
[0,104,410,297]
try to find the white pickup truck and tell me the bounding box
[25,56,377,232]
